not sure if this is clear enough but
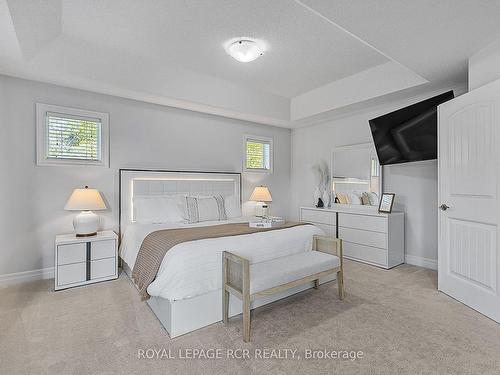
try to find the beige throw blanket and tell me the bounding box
[132,221,308,299]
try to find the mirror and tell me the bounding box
[331,143,382,206]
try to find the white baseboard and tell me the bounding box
[0,267,54,286]
[405,255,437,270]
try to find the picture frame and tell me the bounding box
[379,193,395,213]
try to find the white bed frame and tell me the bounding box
[119,169,334,338]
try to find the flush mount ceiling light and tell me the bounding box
[225,39,264,63]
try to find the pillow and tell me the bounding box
[366,192,379,206]
[224,195,242,218]
[134,195,184,223]
[335,192,349,204]
[185,195,227,223]
[347,192,363,205]
[361,192,370,205]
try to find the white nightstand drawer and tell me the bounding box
[91,257,116,280]
[57,262,86,286]
[57,243,86,265]
[91,240,116,260]
[301,209,336,225]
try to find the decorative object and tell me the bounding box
[316,198,324,208]
[379,193,395,213]
[249,216,285,228]
[322,189,330,208]
[249,185,272,217]
[336,192,349,204]
[225,38,264,62]
[365,191,379,205]
[312,160,330,207]
[313,186,321,206]
[64,186,107,236]
[347,192,363,205]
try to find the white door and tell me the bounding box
[438,79,500,323]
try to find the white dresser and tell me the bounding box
[300,205,404,269]
[55,230,118,290]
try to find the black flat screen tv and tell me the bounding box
[369,91,454,165]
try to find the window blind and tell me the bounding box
[46,112,102,161]
[246,139,270,170]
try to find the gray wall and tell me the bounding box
[290,86,465,265]
[0,76,291,276]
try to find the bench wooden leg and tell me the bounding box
[243,293,251,342]
[222,255,229,323]
[242,259,251,342]
[313,279,320,289]
[337,270,345,300]
[222,288,229,323]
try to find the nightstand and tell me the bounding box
[55,230,118,291]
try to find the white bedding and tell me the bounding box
[120,218,323,301]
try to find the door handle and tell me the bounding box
[439,204,450,211]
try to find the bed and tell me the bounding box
[119,169,330,337]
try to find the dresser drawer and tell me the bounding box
[57,243,86,265]
[301,209,336,225]
[339,227,387,249]
[338,213,387,233]
[311,223,336,237]
[343,241,388,267]
[91,257,116,280]
[57,262,86,286]
[91,239,116,260]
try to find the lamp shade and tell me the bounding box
[64,186,106,211]
[249,186,272,202]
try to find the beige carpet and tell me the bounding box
[1,260,500,375]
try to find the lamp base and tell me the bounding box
[73,211,100,237]
[76,232,98,237]
[254,202,270,217]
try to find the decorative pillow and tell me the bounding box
[366,192,379,206]
[134,195,185,223]
[347,192,363,205]
[335,192,349,204]
[185,195,227,223]
[361,192,370,205]
[224,195,242,218]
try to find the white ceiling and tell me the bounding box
[300,0,500,84]
[1,0,499,127]
[61,0,388,98]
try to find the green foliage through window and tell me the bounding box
[246,140,270,170]
[47,114,101,161]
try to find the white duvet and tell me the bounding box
[120,217,323,301]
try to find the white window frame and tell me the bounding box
[243,135,273,173]
[36,103,109,167]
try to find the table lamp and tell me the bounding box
[65,186,107,237]
[249,186,272,217]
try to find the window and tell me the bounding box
[244,135,273,172]
[36,104,109,167]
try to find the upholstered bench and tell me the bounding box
[222,235,344,342]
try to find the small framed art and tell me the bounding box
[379,193,395,213]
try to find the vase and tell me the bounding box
[322,190,330,208]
